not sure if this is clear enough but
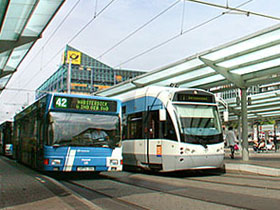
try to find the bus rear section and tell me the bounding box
[0,121,13,158]
[43,146,122,172]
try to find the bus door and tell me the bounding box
[37,119,45,170]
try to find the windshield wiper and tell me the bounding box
[52,143,69,148]
[191,135,208,149]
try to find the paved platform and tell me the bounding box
[224,148,280,176]
[0,156,99,210]
[1,150,279,209]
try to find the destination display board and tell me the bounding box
[53,96,117,112]
[175,93,214,103]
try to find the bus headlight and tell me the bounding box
[51,159,61,165]
[110,159,118,166]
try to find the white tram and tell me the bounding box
[119,86,224,172]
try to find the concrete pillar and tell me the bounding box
[241,88,249,161]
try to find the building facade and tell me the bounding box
[36,45,146,98]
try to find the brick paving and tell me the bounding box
[0,157,54,209]
[0,156,97,210]
[224,148,280,169]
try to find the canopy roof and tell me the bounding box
[97,23,280,97]
[0,0,64,94]
[224,89,280,122]
[96,24,280,122]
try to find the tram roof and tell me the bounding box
[0,0,64,95]
[96,23,280,122]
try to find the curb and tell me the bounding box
[225,163,280,177]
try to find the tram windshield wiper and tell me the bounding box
[191,135,208,149]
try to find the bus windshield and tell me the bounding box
[174,104,223,145]
[48,112,120,148]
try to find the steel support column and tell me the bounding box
[238,115,242,149]
[241,88,249,161]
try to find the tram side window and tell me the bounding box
[148,110,159,139]
[127,112,143,139]
[161,112,177,141]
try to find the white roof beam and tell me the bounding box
[199,57,246,88]
[0,36,39,53]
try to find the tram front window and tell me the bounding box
[48,112,120,148]
[174,104,223,145]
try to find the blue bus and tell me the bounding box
[13,93,122,172]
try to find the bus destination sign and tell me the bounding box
[53,96,117,112]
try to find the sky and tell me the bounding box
[1,0,280,123]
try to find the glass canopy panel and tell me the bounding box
[204,28,280,61]
[250,90,280,100]
[97,83,135,96]
[6,42,33,69]
[0,1,36,40]
[0,1,9,29]
[232,58,280,75]
[134,58,203,85]
[218,44,280,69]
[180,74,225,88]
[246,101,280,109]
[0,51,10,69]
[251,98,280,105]
[23,0,63,36]
[154,67,215,86]
[249,107,280,114]
[0,74,10,89]
[261,113,280,117]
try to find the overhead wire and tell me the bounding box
[114,0,253,68]
[94,0,98,18]
[19,0,117,91]
[11,0,82,83]
[185,0,280,21]
[97,0,181,60]
[180,0,186,34]
[5,0,270,96]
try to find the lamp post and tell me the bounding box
[67,58,72,94]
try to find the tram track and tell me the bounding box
[216,173,280,182]
[61,178,149,210]
[186,176,280,191]
[55,171,280,210]
[102,172,280,210]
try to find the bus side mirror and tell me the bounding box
[159,109,166,121]
[223,111,229,122]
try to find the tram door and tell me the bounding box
[146,109,162,167]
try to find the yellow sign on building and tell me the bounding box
[67,51,81,65]
[115,75,122,82]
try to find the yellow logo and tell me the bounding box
[67,51,81,65]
